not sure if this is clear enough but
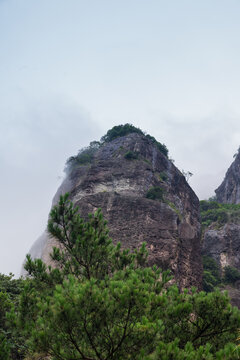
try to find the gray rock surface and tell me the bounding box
[202,224,240,307]
[216,151,240,204]
[28,133,202,289]
[202,224,240,272]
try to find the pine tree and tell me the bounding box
[19,194,240,360]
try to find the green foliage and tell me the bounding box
[0,333,10,360]
[45,194,148,281]
[146,186,164,201]
[29,276,240,360]
[0,274,24,304]
[200,200,240,228]
[200,201,221,212]
[101,123,144,142]
[101,124,169,157]
[0,291,11,360]
[167,201,183,220]
[145,134,168,157]
[0,274,26,360]
[65,141,100,173]
[124,150,139,160]
[154,341,240,360]
[1,195,240,359]
[224,266,240,284]
[202,256,221,292]
[202,257,240,291]
[30,271,164,360]
[159,171,168,182]
[158,286,240,352]
[65,124,169,174]
[16,194,240,359]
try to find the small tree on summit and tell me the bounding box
[100,123,144,142]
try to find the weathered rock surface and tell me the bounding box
[29,133,202,289]
[202,224,240,271]
[223,284,240,308]
[215,151,240,204]
[203,150,240,306]
[202,224,240,307]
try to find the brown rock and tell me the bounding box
[30,133,202,289]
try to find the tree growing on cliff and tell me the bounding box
[19,194,240,360]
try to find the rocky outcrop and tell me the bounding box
[202,224,240,271]
[222,285,240,308]
[215,151,240,204]
[29,132,202,289]
[203,150,240,306]
[202,224,240,307]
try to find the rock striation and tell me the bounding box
[29,132,202,289]
[215,150,240,204]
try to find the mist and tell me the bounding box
[1,0,240,276]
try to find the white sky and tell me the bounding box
[1,0,240,276]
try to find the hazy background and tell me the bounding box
[1,0,240,276]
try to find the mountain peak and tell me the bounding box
[215,149,240,204]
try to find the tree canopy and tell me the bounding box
[1,194,240,359]
[14,194,240,359]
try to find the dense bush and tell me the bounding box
[65,141,100,173]
[146,186,164,201]
[101,123,144,142]
[224,266,240,284]
[202,256,221,292]
[15,194,240,359]
[159,171,168,182]
[202,256,240,290]
[101,124,169,157]
[200,200,220,212]
[0,274,26,359]
[124,150,139,160]
[145,134,168,157]
[65,125,169,174]
[200,200,240,228]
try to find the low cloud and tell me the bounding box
[0,95,101,276]
[149,112,240,199]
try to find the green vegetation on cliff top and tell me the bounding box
[200,200,240,228]
[65,124,169,173]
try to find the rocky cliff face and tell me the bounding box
[202,224,240,307]
[29,132,202,289]
[215,151,240,204]
[203,224,240,271]
[202,149,240,306]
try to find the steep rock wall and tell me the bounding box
[215,151,240,204]
[202,224,240,307]
[203,150,240,306]
[202,224,240,270]
[29,133,202,289]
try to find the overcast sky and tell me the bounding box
[1,0,240,276]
